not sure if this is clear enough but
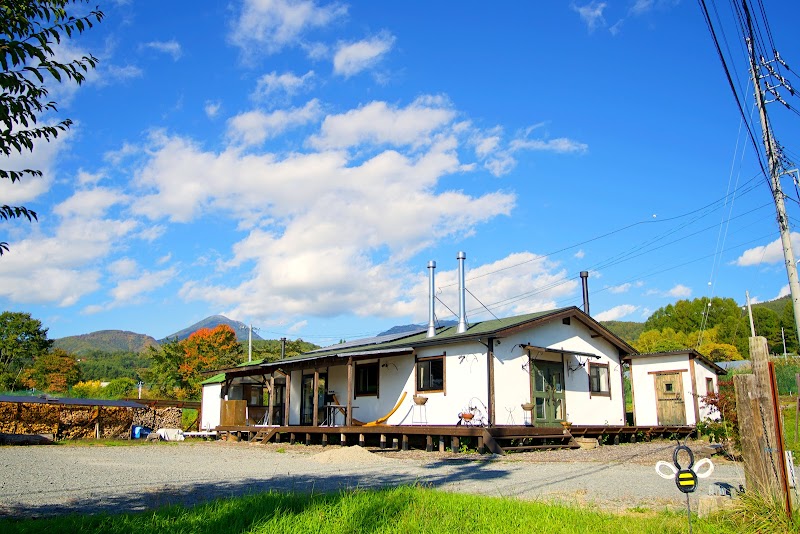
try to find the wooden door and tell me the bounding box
[531,360,565,424]
[654,372,686,425]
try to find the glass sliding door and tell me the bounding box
[300,374,327,425]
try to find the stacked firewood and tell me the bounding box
[131,407,182,430]
[0,402,59,434]
[0,402,184,440]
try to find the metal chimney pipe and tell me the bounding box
[580,271,590,315]
[457,251,468,333]
[427,260,437,338]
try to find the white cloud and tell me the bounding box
[333,33,395,77]
[631,0,655,15]
[142,40,182,60]
[510,137,588,154]
[226,99,322,147]
[253,70,315,101]
[574,249,585,259]
[667,284,692,298]
[53,187,126,218]
[205,100,222,118]
[77,170,104,185]
[103,64,144,83]
[735,233,800,266]
[310,95,455,150]
[0,126,74,204]
[110,268,176,303]
[288,320,308,333]
[608,283,631,294]
[776,285,790,299]
[230,0,347,55]
[109,258,138,278]
[572,1,607,32]
[595,304,638,321]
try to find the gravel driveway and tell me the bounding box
[0,440,744,518]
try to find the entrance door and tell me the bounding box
[300,374,327,426]
[531,360,565,424]
[654,372,686,425]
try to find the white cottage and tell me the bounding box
[624,349,726,426]
[206,306,635,430]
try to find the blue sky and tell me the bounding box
[2,0,800,344]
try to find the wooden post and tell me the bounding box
[305,433,311,446]
[380,434,387,449]
[402,434,409,451]
[346,357,353,427]
[688,357,701,424]
[451,436,459,453]
[284,372,291,426]
[322,433,328,447]
[734,374,772,493]
[268,375,275,426]
[426,435,433,452]
[439,436,445,452]
[734,336,791,516]
[341,432,347,446]
[359,433,365,447]
[95,407,101,439]
[312,369,319,427]
[488,337,495,427]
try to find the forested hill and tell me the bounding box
[54,330,159,355]
[600,321,645,344]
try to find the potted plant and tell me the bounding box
[521,402,534,411]
[413,395,428,405]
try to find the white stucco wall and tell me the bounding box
[278,315,629,427]
[695,362,720,421]
[200,383,222,430]
[492,318,626,426]
[630,354,720,426]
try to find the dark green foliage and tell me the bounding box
[77,350,152,381]
[601,321,645,343]
[54,330,159,355]
[772,357,800,395]
[1,0,104,253]
[0,310,53,389]
[251,338,320,361]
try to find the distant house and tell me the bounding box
[624,349,726,426]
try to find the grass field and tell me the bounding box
[0,485,744,534]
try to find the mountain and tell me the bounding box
[378,320,457,336]
[752,294,790,315]
[54,330,159,355]
[601,321,645,344]
[160,315,264,343]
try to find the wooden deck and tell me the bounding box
[213,423,695,454]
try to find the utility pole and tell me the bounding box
[745,4,800,341]
[248,324,252,363]
[280,337,287,360]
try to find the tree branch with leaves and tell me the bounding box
[1,0,104,254]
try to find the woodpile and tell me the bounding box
[132,407,182,430]
[0,401,185,440]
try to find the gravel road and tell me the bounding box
[0,440,744,518]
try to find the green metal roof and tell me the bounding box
[267,307,592,364]
[200,372,226,385]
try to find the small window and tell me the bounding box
[706,377,714,394]
[417,355,445,392]
[355,362,379,396]
[562,317,571,325]
[588,362,610,396]
[665,383,673,393]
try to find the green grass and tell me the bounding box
[0,486,740,534]
[781,396,800,458]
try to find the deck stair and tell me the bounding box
[485,427,579,453]
[248,428,279,444]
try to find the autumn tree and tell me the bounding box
[0,311,53,389]
[21,347,80,392]
[1,1,104,253]
[148,325,243,399]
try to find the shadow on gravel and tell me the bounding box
[0,458,512,518]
